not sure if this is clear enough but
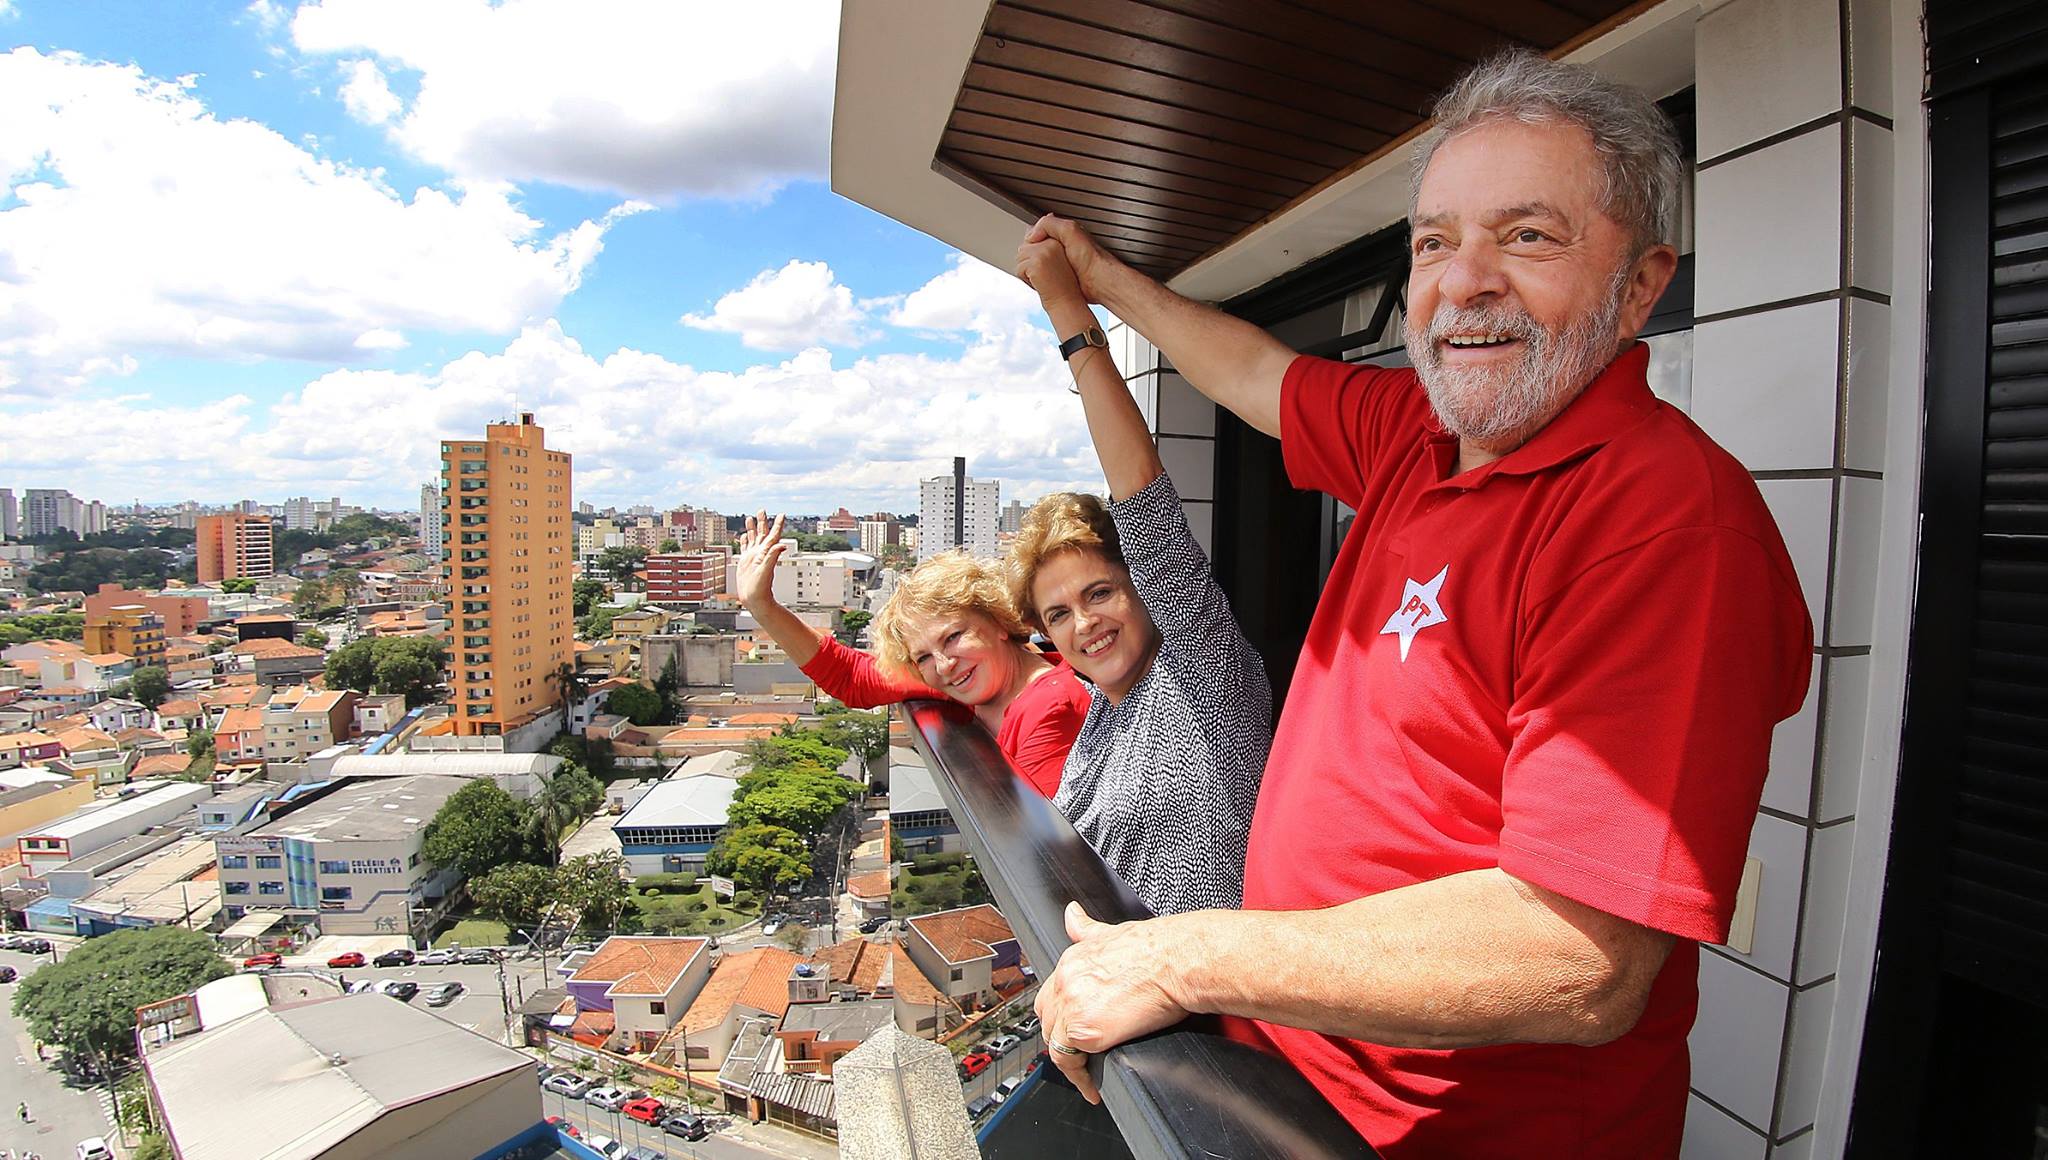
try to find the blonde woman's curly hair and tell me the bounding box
[1007,492,1126,630]
[871,550,1033,682]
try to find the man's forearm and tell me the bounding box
[1167,868,1673,1049]
[1088,252,1295,438]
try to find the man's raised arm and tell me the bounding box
[1028,214,1297,438]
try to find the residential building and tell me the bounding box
[887,746,956,855]
[230,638,326,688]
[916,458,999,560]
[999,499,1029,536]
[645,548,729,608]
[0,486,14,538]
[900,904,1023,1014]
[87,698,153,734]
[664,946,804,1069]
[823,507,860,535]
[38,651,133,692]
[14,781,209,874]
[215,774,468,935]
[280,495,325,531]
[772,550,865,609]
[562,935,714,1054]
[83,498,106,535]
[47,726,132,784]
[141,983,544,1160]
[262,687,359,764]
[441,413,574,738]
[856,519,896,556]
[83,582,210,636]
[83,605,167,668]
[352,692,407,737]
[232,613,296,643]
[22,488,85,537]
[612,775,739,874]
[0,729,63,769]
[608,606,677,642]
[419,483,443,563]
[195,513,275,582]
[213,705,267,772]
[576,517,624,561]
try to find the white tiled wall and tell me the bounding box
[1106,323,1217,556]
[1685,0,1899,1155]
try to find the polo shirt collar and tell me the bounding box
[1426,342,1658,489]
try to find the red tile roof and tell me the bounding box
[847,869,891,900]
[905,904,1016,965]
[678,947,801,1034]
[808,938,888,994]
[574,936,710,997]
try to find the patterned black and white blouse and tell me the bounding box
[1054,471,1272,915]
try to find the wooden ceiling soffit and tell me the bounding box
[937,0,1657,280]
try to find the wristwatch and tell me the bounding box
[1059,325,1108,361]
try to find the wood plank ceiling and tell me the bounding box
[939,0,1652,279]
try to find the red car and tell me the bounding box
[545,1115,580,1140]
[959,1051,994,1078]
[623,1097,666,1124]
[326,952,366,968]
[242,952,282,969]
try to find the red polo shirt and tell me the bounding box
[1234,344,1812,1158]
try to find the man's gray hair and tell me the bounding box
[1409,50,1684,254]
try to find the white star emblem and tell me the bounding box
[1379,565,1449,662]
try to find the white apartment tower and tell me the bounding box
[918,457,1000,561]
[419,483,443,562]
[0,488,15,539]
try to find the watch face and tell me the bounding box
[1086,326,1106,346]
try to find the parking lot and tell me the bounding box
[958,1016,1046,1119]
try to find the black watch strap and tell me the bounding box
[1059,325,1108,361]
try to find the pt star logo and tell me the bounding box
[1380,565,1450,662]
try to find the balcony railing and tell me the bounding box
[900,699,1377,1160]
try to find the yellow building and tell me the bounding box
[441,413,573,737]
[83,604,168,668]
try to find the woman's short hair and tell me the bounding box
[1008,491,1126,629]
[871,550,1032,680]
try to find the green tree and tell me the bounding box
[292,578,332,616]
[837,609,873,644]
[325,638,377,691]
[373,638,444,708]
[606,682,662,725]
[326,567,363,604]
[707,823,810,894]
[572,578,607,617]
[128,665,171,709]
[10,927,231,1059]
[556,851,629,932]
[653,653,684,724]
[548,661,589,722]
[300,627,329,650]
[422,780,534,878]
[185,727,214,759]
[657,538,681,554]
[525,763,602,865]
[747,730,850,775]
[815,707,888,764]
[134,1135,173,1160]
[726,769,858,838]
[795,533,853,552]
[468,861,558,927]
[578,606,617,639]
[595,545,648,587]
[219,577,258,594]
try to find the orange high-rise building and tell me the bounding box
[195,514,275,583]
[442,413,573,737]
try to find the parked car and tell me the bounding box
[346,980,376,994]
[423,981,464,1007]
[857,915,889,934]
[586,1085,643,1111]
[21,938,52,955]
[242,951,282,969]
[661,1113,710,1141]
[965,1095,995,1119]
[992,1075,1024,1105]
[545,1114,580,1139]
[535,1061,557,1081]
[0,933,29,950]
[542,1074,592,1099]
[582,1135,627,1160]
[415,948,459,966]
[760,917,784,936]
[983,1033,1023,1058]
[377,979,418,1001]
[327,951,366,968]
[372,949,414,967]
[958,1051,993,1078]
[623,1096,666,1124]
[0,965,18,983]
[1011,1014,1041,1038]
[458,948,500,964]
[77,1138,116,1160]
[623,1147,666,1160]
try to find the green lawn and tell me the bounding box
[892,855,991,917]
[625,881,760,936]
[433,917,510,948]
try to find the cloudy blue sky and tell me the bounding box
[0,0,1103,514]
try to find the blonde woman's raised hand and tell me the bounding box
[735,512,791,611]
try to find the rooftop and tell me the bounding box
[254,775,469,842]
[24,782,209,843]
[615,775,738,831]
[782,995,895,1043]
[145,990,530,1160]
[810,937,890,993]
[888,746,944,815]
[328,752,563,780]
[571,935,710,998]
[905,904,1016,966]
[679,946,803,1034]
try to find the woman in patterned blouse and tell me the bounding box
[1012,233,1274,917]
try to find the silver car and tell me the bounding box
[415,948,459,966]
[543,1073,593,1099]
[423,981,464,1006]
[983,1033,1023,1058]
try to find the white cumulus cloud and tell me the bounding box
[288,0,838,200]
[681,259,874,352]
[0,47,640,396]
[337,57,399,124]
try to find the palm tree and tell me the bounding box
[548,661,589,726]
[525,769,584,867]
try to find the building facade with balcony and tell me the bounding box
[83,605,167,669]
[440,413,574,738]
[194,513,275,583]
[645,548,730,608]
[837,2,2046,1156]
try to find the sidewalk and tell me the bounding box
[721,1117,838,1160]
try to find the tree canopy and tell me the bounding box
[606,682,663,726]
[795,533,853,552]
[421,780,533,877]
[27,547,179,595]
[706,823,810,893]
[128,665,171,709]
[10,926,231,1058]
[572,578,607,618]
[556,851,630,932]
[727,767,858,837]
[595,545,647,587]
[814,707,888,763]
[468,861,558,927]
[0,612,86,647]
[323,636,446,706]
[746,731,849,776]
[220,577,258,594]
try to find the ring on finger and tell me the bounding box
[1048,1038,1085,1056]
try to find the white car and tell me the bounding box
[542,1073,592,1099]
[586,1084,641,1111]
[415,948,459,966]
[991,1075,1025,1105]
[78,1139,116,1160]
[582,1135,628,1160]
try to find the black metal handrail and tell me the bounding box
[900,698,1378,1160]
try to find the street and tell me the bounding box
[1,945,119,1159]
[959,1023,1046,1114]
[538,1086,834,1160]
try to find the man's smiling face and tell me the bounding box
[1405,117,1670,455]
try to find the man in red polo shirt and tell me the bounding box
[1022,51,1812,1157]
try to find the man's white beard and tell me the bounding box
[1407,266,1632,451]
